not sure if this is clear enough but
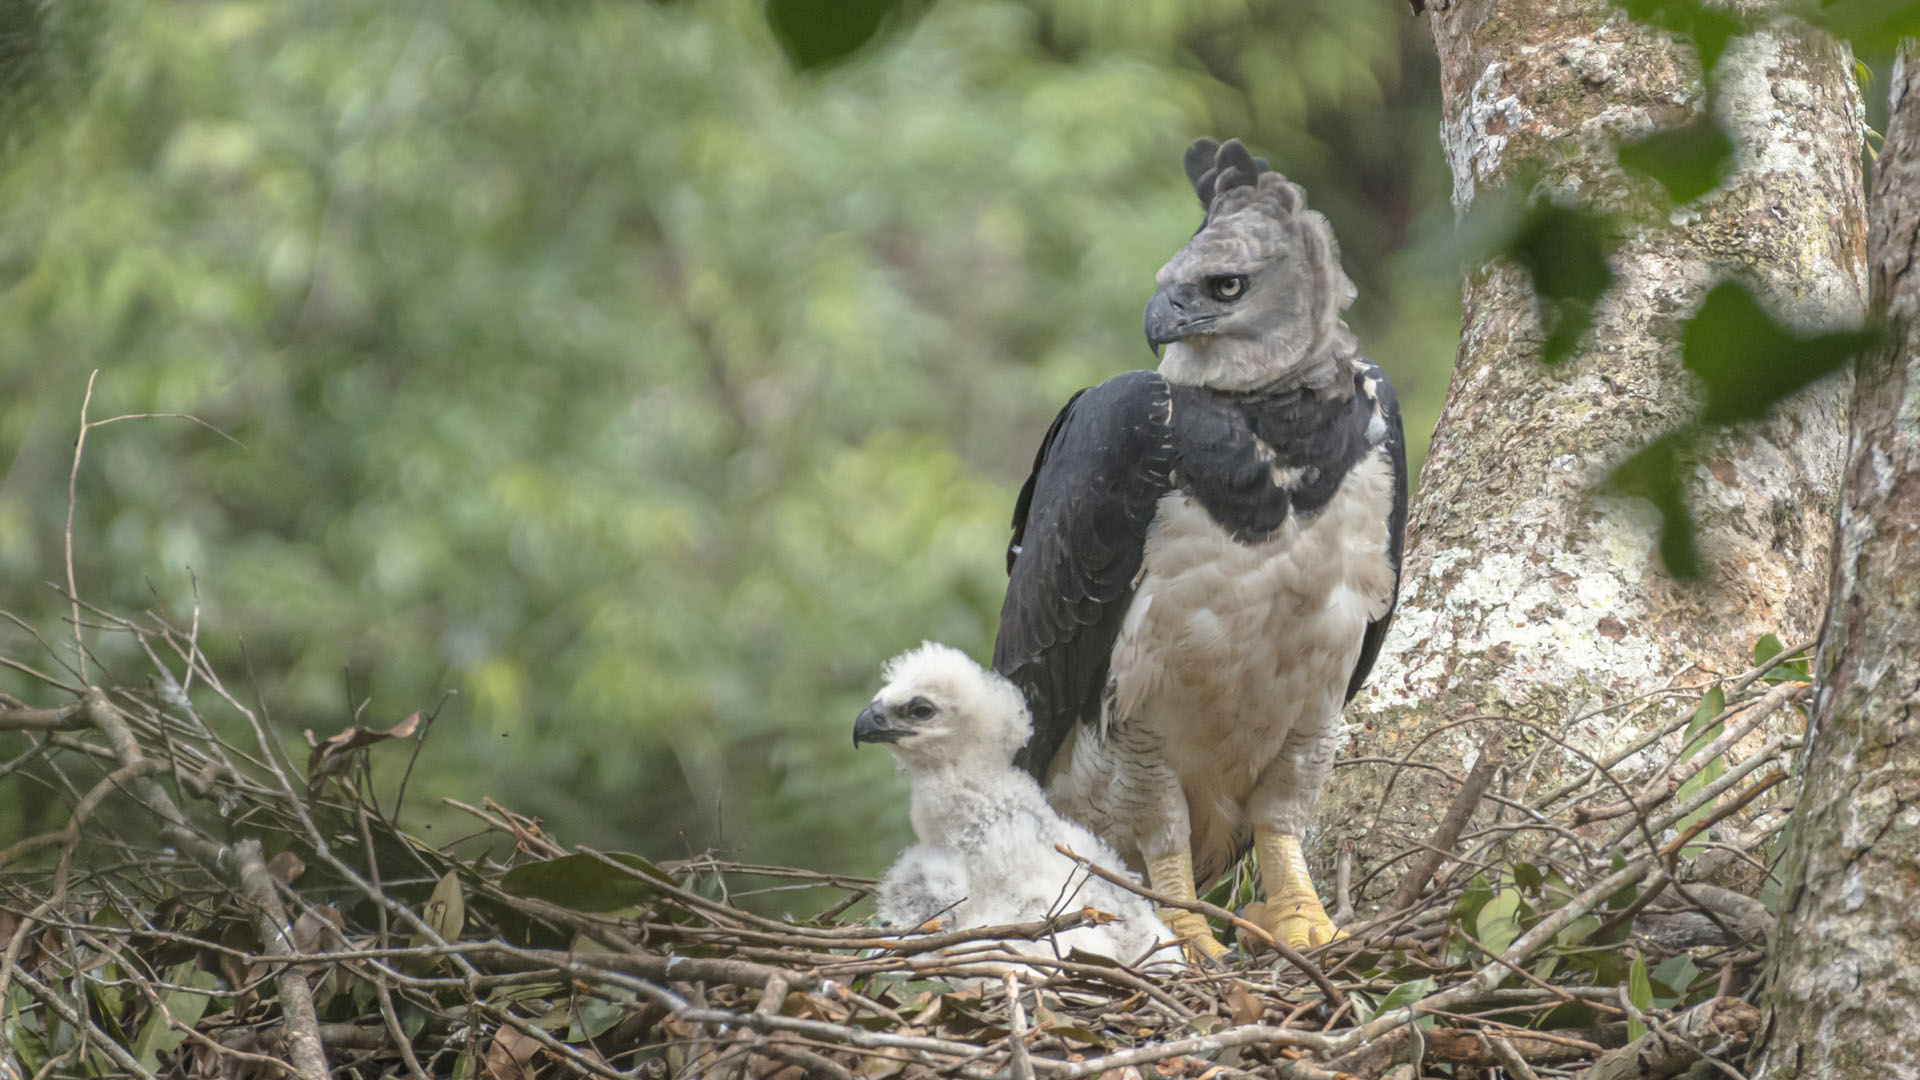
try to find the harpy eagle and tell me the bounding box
[992,139,1407,957]
[853,643,1173,966]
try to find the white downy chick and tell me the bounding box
[857,643,1173,966]
[875,844,968,928]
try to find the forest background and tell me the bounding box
[4,0,1655,884]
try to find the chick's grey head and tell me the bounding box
[852,643,1031,768]
[1145,138,1360,393]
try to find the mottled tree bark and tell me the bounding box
[1755,44,1920,1080]
[1322,2,1867,886]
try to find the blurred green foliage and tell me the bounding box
[0,0,1454,880]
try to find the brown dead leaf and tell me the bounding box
[289,907,341,953]
[1080,906,1120,926]
[799,993,853,1023]
[1096,1069,1144,1080]
[856,1046,911,1077]
[1226,984,1264,1026]
[267,850,306,886]
[305,712,421,795]
[483,1025,541,1080]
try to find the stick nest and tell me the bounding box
[0,587,1807,1080]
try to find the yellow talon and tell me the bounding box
[1145,850,1230,963]
[1254,827,1346,951]
[1161,909,1231,961]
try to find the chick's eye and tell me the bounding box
[1208,275,1248,302]
[905,697,936,721]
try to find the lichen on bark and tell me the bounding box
[1755,44,1920,1080]
[1321,0,1866,892]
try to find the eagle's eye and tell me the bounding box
[905,697,937,721]
[1207,274,1248,302]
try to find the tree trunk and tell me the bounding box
[1755,43,1920,1080]
[1322,2,1867,887]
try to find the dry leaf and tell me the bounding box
[267,850,306,886]
[483,1026,541,1080]
[1226,984,1264,1026]
[305,711,421,795]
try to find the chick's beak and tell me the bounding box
[853,703,904,747]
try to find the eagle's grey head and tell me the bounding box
[852,643,1030,769]
[1145,138,1360,393]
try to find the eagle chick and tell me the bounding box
[856,643,1172,967]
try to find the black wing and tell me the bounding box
[993,370,1176,782]
[1345,359,1409,703]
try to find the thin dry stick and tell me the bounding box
[60,371,238,685]
[0,702,85,731]
[1004,974,1036,1080]
[1385,730,1505,914]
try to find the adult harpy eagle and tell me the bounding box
[992,139,1407,957]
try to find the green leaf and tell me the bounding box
[1618,114,1734,204]
[6,986,49,1076]
[1556,914,1601,949]
[1477,889,1524,955]
[415,870,466,945]
[1512,861,1545,895]
[1453,873,1495,924]
[568,987,633,1043]
[1674,690,1728,857]
[131,963,218,1071]
[1505,201,1615,365]
[1606,432,1701,579]
[1753,633,1811,683]
[1806,0,1920,50]
[1650,954,1700,1007]
[1613,0,1747,71]
[1376,976,1435,1012]
[1627,953,1654,1042]
[763,0,918,70]
[498,852,671,913]
[1374,977,1438,1029]
[1680,686,1726,761]
[400,1003,428,1042]
[1683,281,1880,426]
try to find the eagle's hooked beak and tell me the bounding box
[853,703,906,747]
[1143,286,1215,356]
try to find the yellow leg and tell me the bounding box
[1252,827,1344,950]
[1145,851,1229,961]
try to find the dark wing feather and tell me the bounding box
[1345,359,1409,702]
[994,371,1175,782]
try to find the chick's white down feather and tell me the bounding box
[866,643,1172,966]
[875,845,966,927]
